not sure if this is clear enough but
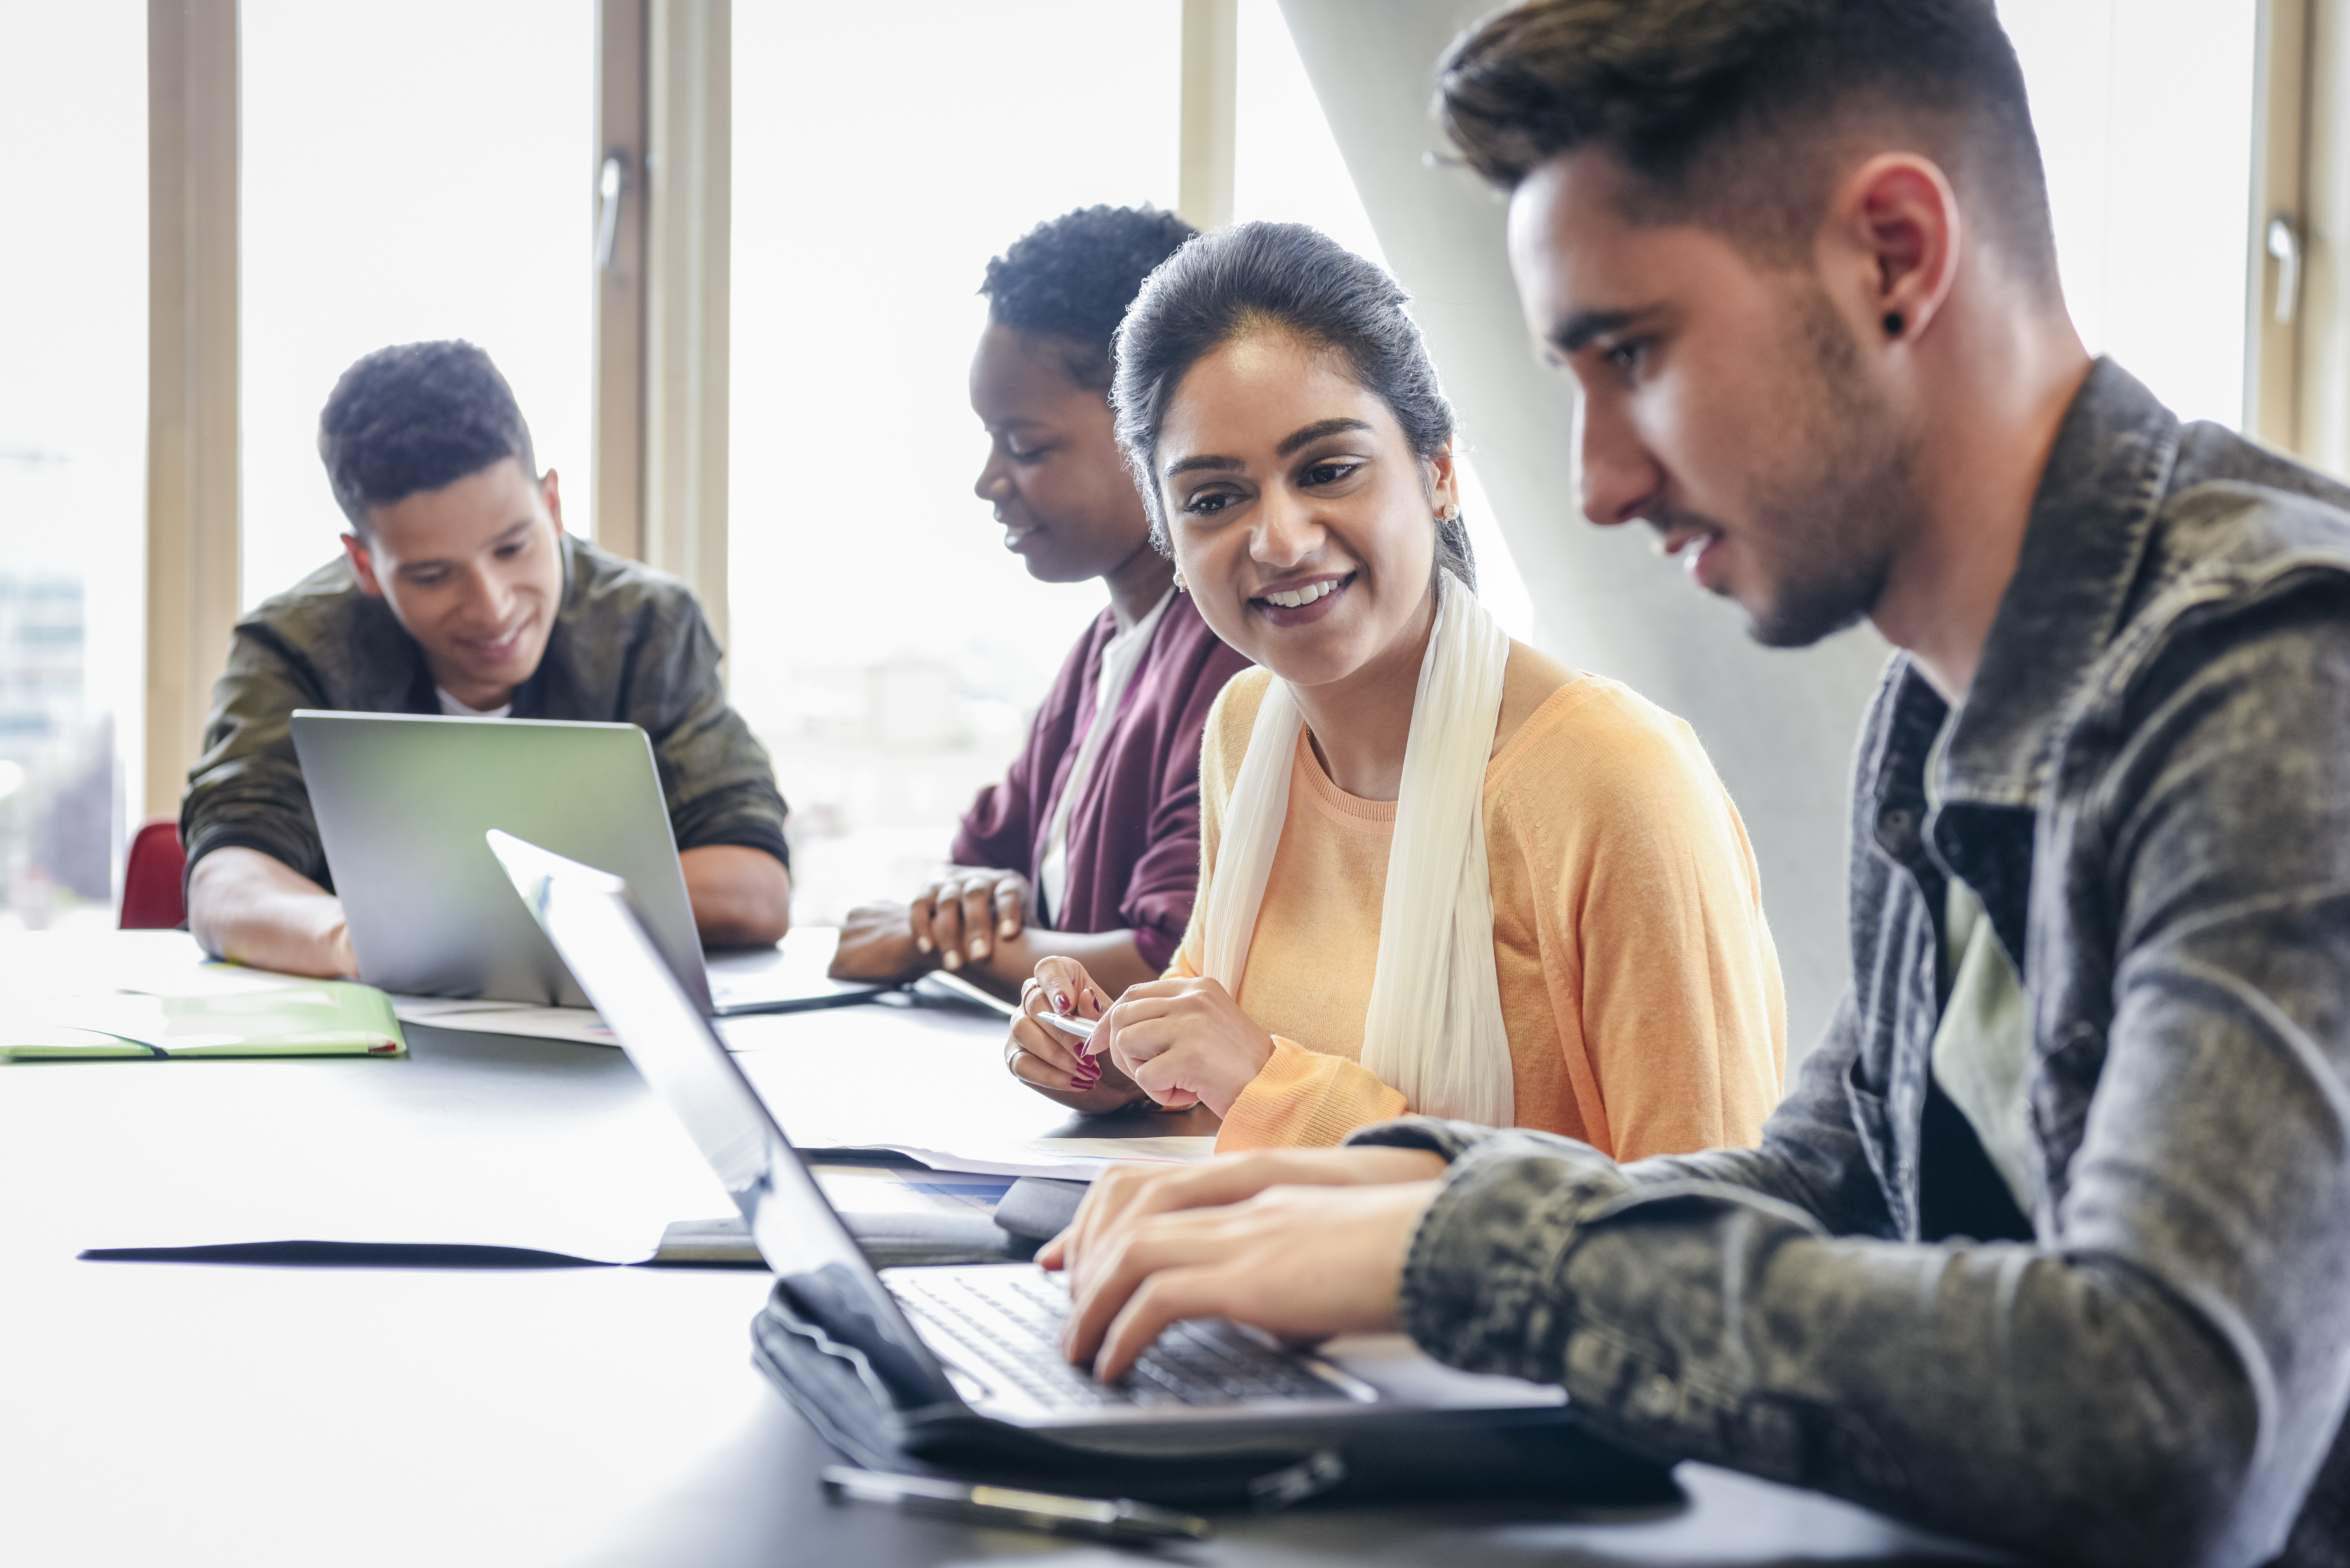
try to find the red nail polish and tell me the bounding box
[1053,991,1070,1014]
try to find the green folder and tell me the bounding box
[3,980,406,1061]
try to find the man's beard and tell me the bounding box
[1669,288,1922,650]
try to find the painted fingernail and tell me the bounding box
[969,939,988,961]
[942,949,960,969]
[1001,917,1019,938]
[914,937,931,953]
[1052,991,1071,1014]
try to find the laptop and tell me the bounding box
[291,711,881,1016]
[485,828,1573,1457]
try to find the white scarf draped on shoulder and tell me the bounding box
[1196,569,1515,1127]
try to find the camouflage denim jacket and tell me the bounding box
[1355,361,2350,1567]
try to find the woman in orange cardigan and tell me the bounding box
[999,223,1785,1161]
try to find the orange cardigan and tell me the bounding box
[1176,667,1785,1159]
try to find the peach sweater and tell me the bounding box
[1175,667,1785,1159]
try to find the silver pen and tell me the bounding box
[1035,1010,1098,1041]
[819,1465,1212,1543]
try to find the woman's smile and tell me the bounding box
[1250,570,1354,627]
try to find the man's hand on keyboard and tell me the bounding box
[1053,1178,1444,1383]
[1038,1146,1448,1297]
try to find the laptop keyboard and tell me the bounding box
[887,1269,1352,1411]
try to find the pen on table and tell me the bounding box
[818,1465,1212,1543]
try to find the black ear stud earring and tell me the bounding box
[1883,311,1906,337]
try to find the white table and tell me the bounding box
[0,932,2003,1566]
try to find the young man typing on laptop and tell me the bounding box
[1042,3,2350,1563]
[183,340,791,979]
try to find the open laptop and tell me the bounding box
[292,711,881,1016]
[486,828,1570,1455]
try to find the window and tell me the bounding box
[730,0,1185,923]
[239,0,595,610]
[0,4,145,928]
[2001,0,2261,427]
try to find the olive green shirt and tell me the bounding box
[181,534,789,891]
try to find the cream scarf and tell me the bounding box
[1198,570,1515,1126]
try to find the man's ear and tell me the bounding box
[341,531,385,598]
[1830,152,1962,343]
[539,468,565,534]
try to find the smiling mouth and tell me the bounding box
[1248,572,1354,625]
[1258,579,1340,608]
[1259,573,1353,606]
[1652,521,1732,592]
[461,622,531,662]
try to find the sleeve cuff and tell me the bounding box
[1214,1037,1407,1151]
[1392,1134,1634,1384]
[1132,922,1180,974]
[678,822,791,871]
[672,780,792,870]
[181,825,330,892]
[1346,1115,1514,1163]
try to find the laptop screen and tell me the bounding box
[487,830,957,1410]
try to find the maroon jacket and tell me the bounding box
[951,592,1251,972]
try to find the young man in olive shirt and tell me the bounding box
[184,340,790,978]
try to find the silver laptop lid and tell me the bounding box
[292,712,711,1011]
[486,829,958,1409]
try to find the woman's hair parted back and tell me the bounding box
[1110,222,1476,589]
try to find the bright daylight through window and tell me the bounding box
[2000,0,2259,430]
[0,0,2268,934]
[0,5,144,931]
[729,0,1186,924]
[240,0,594,613]
[729,0,1539,925]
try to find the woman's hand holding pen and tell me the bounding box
[1090,976,1274,1118]
[1006,959,1151,1113]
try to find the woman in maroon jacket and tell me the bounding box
[831,207,1253,1001]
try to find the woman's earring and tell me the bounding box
[1172,569,1187,592]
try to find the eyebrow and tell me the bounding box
[1276,417,1375,457]
[1552,307,1644,355]
[1162,417,1378,480]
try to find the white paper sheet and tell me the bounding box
[390,1003,617,1044]
[802,1135,1217,1181]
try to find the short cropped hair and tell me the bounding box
[1111,221,1476,589]
[980,205,1200,391]
[1438,0,2058,292]
[318,340,537,531]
